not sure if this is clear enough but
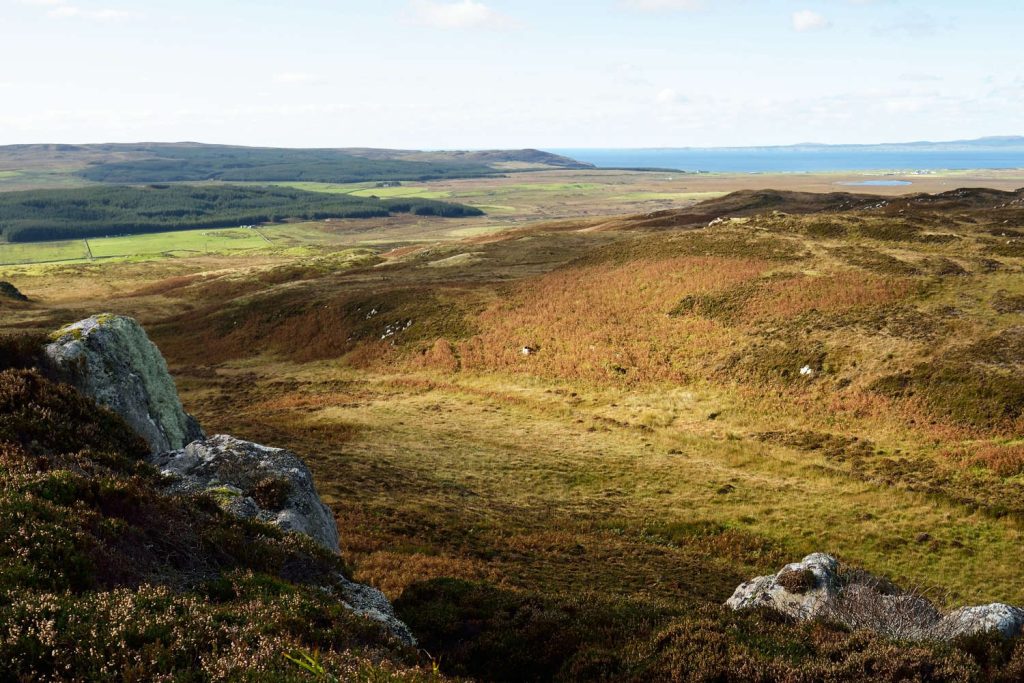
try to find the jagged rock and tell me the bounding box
[725,553,838,620]
[151,434,341,554]
[0,281,28,301]
[44,314,204,454]
[728,554,1024,641]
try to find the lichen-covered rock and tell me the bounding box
[726,553,838,620]
[44,314,203,454]
[150,434,341,554]
[937,604,1024,640]
[337,575,416,645]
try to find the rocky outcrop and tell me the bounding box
[151,435,341,554]
[45,315,204,454]
[727,553,1024,642]
[43,314,415,645]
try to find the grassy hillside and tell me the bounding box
[4,187,1024,680]
[0,184,482,243]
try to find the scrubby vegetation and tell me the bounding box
[395,580,1024,682]
[5,184,1024,680]
[0,347,439,681]
[0,184,483,242]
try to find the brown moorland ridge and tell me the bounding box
[605,187,1024,230]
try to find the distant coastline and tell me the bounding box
[551,136,1024,174]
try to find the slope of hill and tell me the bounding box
[0,334,442,681]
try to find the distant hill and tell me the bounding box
[756,136,1024,153]
[0,143,592,187]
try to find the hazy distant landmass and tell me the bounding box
[552,136,1024,173]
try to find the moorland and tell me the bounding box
[3,145,1024,680]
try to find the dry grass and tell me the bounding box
[455,255,770,383]
[745,272,919,319]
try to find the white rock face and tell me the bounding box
[45,314,204,454]
[726,553,838,620]
[151,434,341,554]
[727,554,1024,642]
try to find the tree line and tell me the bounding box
[0,185,483,243]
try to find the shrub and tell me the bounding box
[777,568,817,594]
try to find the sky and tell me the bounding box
[1,0,1021,148]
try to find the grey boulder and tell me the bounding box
[727,553,1024,641]
[336,575,416,645]
[45,314,204,454]
[725,553,838,620]
[150,434,341,554]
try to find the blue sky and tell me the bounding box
[1,0,1021,148]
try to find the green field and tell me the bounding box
[0,226,281,265]
[0,239,88,265]
[86,227,272,259]
[264,181,455,200]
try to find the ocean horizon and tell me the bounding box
[550,145,1024,174]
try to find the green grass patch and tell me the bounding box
[86,227,270,259]
[0,239,88,265]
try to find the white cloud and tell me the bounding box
[792,10,830,32]
[655,88,686,105]
[620,0,704,10]
[19,0,138,20]
[407,0,518,30]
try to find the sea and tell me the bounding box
[548,147,1024,174]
